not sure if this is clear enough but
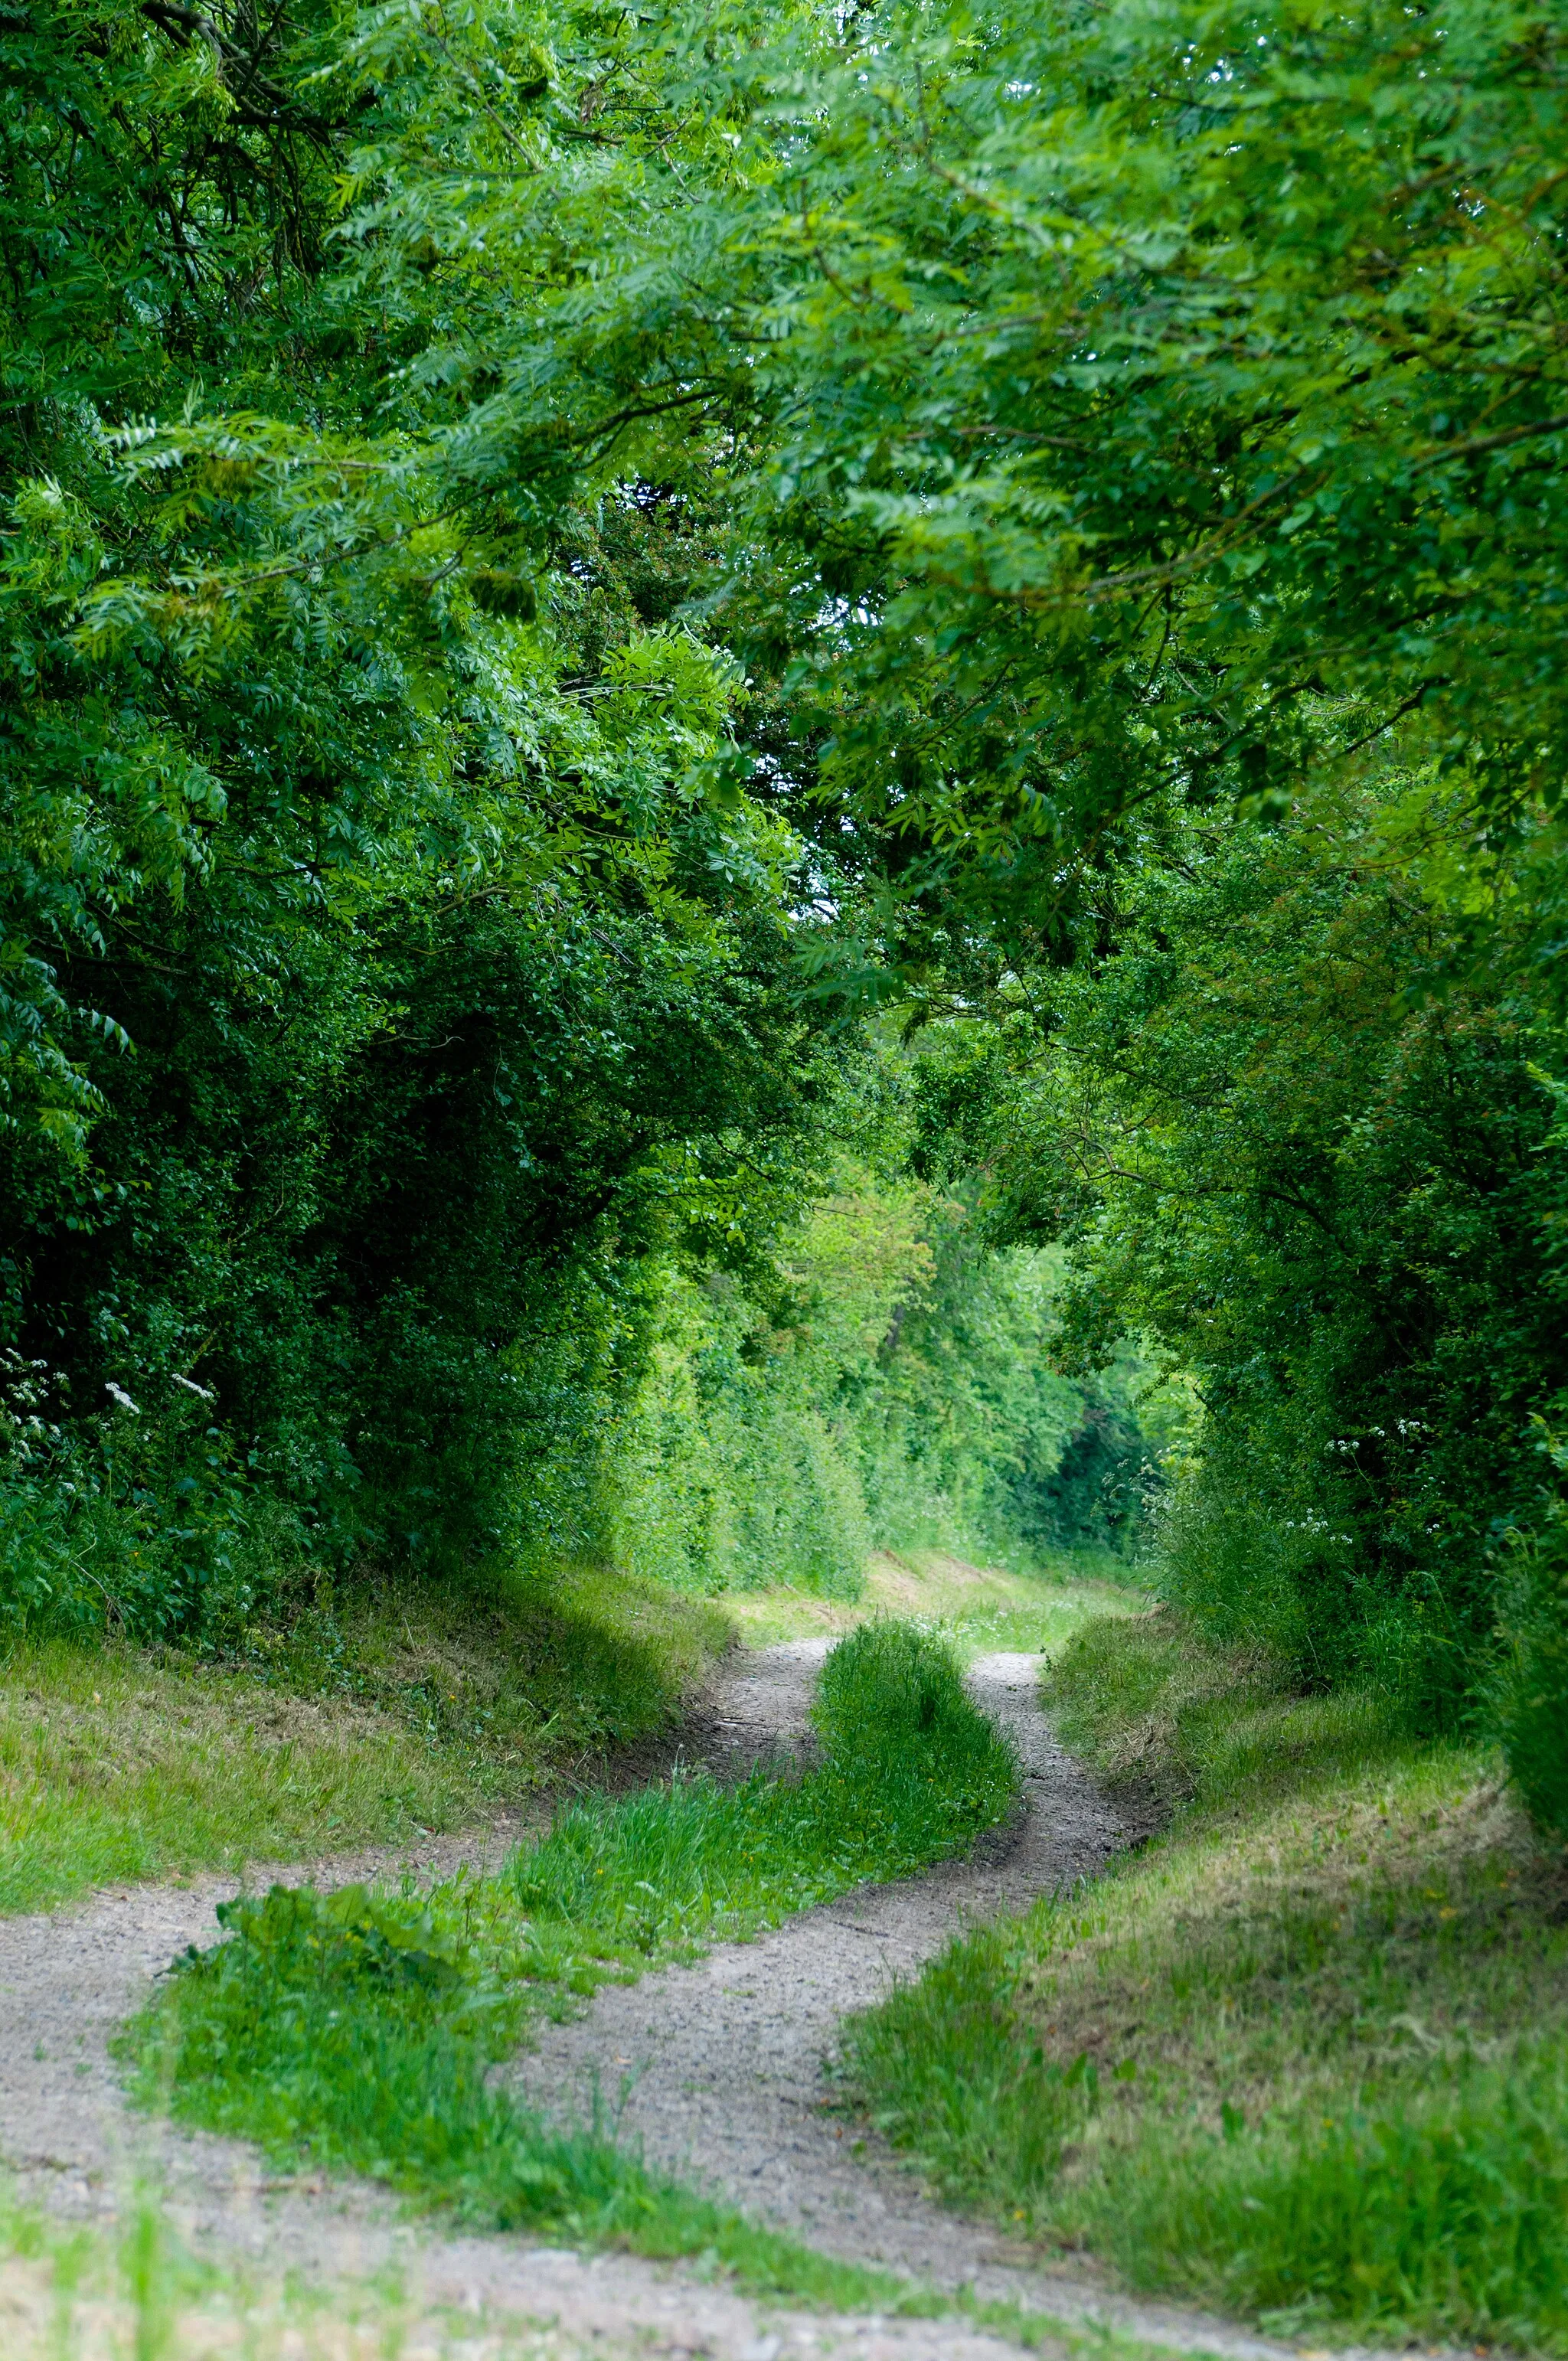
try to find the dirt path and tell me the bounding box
[511,1649,1129,2290]
[0,1644,1338,2361]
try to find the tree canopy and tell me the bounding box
[3,0,1567,1814]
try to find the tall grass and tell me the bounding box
[507,1616,1019,1957]
[1089,2038,1568,2346]
[843,1915,1103,2211]
[119,1625,1017,2272]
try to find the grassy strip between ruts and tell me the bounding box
[116,1623,1018,2307]
[840,1612,1568,2356]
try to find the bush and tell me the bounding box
[933,783,1568,1736]
[1495,1423,1568,1841]
[0,1352,270,1641]
[817,1619,989,1755]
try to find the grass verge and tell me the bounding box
[0,1567,733,1915]
[118,1624,1018,2305]
[840,1612,1568,2355]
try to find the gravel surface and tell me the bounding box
[512,1644,1129,2273]
[0,1641,1347,2361]
[511,1647,1241,2349]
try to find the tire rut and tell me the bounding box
[510,1649,1277,2355]
[0,1644,1371,2361]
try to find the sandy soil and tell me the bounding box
[0,1644,1343,2361]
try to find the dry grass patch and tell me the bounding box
[1015,1745,1563,2161]
[0,1642,452,1913]
[724,1548,1144,1660]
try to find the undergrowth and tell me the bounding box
[0,1567,733,1914]
[119,1624,1018,2288]
[841,1613,1568,2354]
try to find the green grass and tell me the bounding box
[118,1625,1018,2304]
[722,1545,1147,1661]
[839,1612,1568,2354]
[0,1567,733,1914]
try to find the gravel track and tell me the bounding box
[0,1642,1335,2361]
[511,1646,1128,2279]
[509,1648,1298,2357]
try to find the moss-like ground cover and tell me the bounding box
[841,1614,1568,2354]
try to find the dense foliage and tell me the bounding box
[1,0,835,1617]
[0,0,832,1617]
[3,0,1567,1812]
[724,0,1568,869]
[605,1182,1156,1596]
[124,0,1556,932]
[913,776,1568,1725]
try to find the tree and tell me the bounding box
[911,767,1568,1720]
[0,0,848,1625]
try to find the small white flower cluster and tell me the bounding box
[0,1350,64,1468]
[1283,1516,1355,1543]
[1325,1419,1428,1454]
[102,1372,215,1417]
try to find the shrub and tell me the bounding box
[1495,1422,1568,1842]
